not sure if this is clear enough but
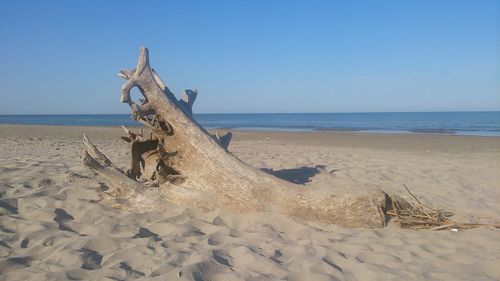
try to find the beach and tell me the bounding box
[0,124,499,280]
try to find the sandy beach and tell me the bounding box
[0,124,499,280]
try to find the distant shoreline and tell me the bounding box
[1,124,500,140]
[1,124,499,137]
[0,112,499,137]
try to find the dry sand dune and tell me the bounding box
[0,125,499,280]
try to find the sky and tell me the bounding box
[0,0,499,114]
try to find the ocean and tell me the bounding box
[0,112,499,137]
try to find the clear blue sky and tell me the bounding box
[0,0,498,114]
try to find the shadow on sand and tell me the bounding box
[261,165,337,185]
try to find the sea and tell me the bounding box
[0,112,499,137]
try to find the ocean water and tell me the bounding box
[0,112,499,137]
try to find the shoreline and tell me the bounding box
[1,123,499,138]
[1,124,500,155]
[1,111,499,137]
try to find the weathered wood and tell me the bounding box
[215,131,232,150]
[83,47,391,228]
[179,89,197,115]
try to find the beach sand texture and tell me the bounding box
[1,125,499,280]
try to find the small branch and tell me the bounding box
[215,131,232,150]
[430,222,457,231]
[403,184,423,205]
[83,137,141,199]
[83,134,120,171]
[118,68,135,80]
[179,89,197,115]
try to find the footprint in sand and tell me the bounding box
[80,248,103,270]
[133,227,161,241]
[53,208,81,234]
[38,178,53,187]
[206,231,235,247]
[119,261,146,278]
[0,256,31,274]
[20,238,29,248]
[54,208,74,221]
[0,199,19,215]
[212,249,234,267]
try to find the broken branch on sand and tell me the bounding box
[387,185,500,230]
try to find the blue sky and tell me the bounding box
[0,0,498,114]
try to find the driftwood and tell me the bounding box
[83,48,500,230]
[83,47,405,228]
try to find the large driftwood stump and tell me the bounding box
[83,47,391,228]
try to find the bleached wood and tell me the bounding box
[83,47,390,228]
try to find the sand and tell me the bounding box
[0,124,499,280]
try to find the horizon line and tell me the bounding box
[1,110,500,116]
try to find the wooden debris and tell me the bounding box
[387,185,500,230]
